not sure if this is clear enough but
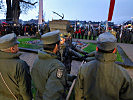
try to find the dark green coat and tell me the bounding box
[0,51,32,100]
[75,52,133,100]
[42,25,50,34]
[60,43,83,74]
[31,50,66,100]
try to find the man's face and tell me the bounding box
[60,37,65,45]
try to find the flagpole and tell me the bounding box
[38,0,43,32]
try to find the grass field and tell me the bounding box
[17,38,38,42]
[18,38,43,49]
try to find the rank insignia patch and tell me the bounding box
[56,69,63,78]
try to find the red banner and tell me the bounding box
[108,0,115,21]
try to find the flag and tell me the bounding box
[108,0,115,21]
[38,0,43,24]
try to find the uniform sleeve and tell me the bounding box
[74,46,88,55]
[70,48,82,58]
[43,66,66,100]
[119,72,133,100]
[87,51,96,57]
[17,61,32,100]
[74,67,84,100]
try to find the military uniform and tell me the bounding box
[66,25,74,38]
[31,30,67,100]
[60,40,87,74]
[60,43,73,74]
[75,32,133,100]
[31,50,66,100]
[0,33,32,100]
[41,24,50,35]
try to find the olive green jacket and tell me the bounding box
[0,51,32,100]
[42,26,50,34]
[31,50,66,100]
[75,52,133,100]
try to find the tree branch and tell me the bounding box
[0,0,3,9]
[52,11,64,19]
[19,0,37,5]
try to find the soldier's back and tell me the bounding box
[31,51,66,100]
[0,52,31,100]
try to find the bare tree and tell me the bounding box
[4,0,37,24]
[6,0,12,21]
[0,0,5,10]
[0,0,2,9]
[52,11,64,20]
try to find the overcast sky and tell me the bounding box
[0,0,133,24]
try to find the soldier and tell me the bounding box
[63,32,72,46]
[116,28,121,42]
[74,27,78,39]
[81,26,85,39]
[84,26,88,40]
[66,24,74,38]
[41,23,50,35]
[75,32,133,100]
[88,25,92,40]
[0,33,32,100]
[31,30,67,100]
[92,28,97,40]
[60,33,88,74]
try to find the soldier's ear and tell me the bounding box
[113,48,116,53]
[53,44,58,54]
[10,47,15,53]
[10,45,18,53]
[96,46,98,51]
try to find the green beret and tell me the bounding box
[97,32,117,51]
[41,30,60,44]
[0,33,19,49]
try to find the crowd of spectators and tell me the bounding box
[70,25,106,40]
[70,25,133,44]
[0,23,38,36]
[0,22,133,44]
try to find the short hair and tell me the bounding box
[43,41,60,51]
